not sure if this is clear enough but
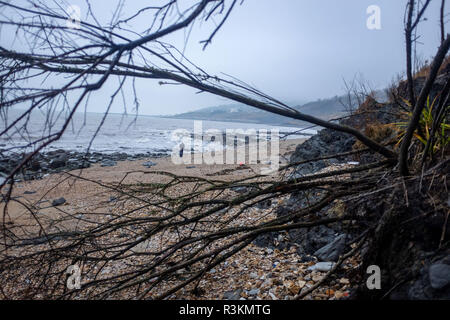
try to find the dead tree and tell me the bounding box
[0,0,447,299]
[404,0,432,106]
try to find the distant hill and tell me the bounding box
[164,90,389,127]
[164,97,347,127]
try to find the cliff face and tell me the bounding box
[278,68,450,300]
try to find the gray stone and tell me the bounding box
[67,159,90,169]
[101,160,117,167]
[289,128,356,176]
[142,161,157,168]
[289,224,337,255]
[307,262,335,272]
[313,234,347,262]
[223,289,242,300]
[248,289,260,296]
[256,199,272,209]
[52,197,66,206]
[429,263,450,289]
[49,153,68,169]
[232,186,248,194]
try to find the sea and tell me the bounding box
[0,109,316,155]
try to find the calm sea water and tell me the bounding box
[0,109,315,155]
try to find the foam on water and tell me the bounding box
[0,110,315,155]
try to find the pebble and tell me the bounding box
[223,289,242,300]
[52,197,66,207]
[268,292,278,300]
[429,263,450,289]
[307,262,335,272]
[142,161,157,168]
[248,289,260,296]
[101,160,117,167]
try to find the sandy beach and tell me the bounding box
[1,137,358,300]
[5,138,304,220]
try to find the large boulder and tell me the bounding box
[290,128,355,176]
[314,234,348,262]
[403,254,450,300]
[49,152,68,169]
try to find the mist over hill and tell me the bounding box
[164,91,388,127]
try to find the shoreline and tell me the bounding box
[1,136,359,300]
[4,138,306,218]
[0,136,308,183]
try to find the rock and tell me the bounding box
[0,164,10,175]
[283,280,300,295]
[67,159,90,169]
[268,292,278,300]
[142,161,157,168]
[297,280,306,289]
[28,159,41,171]
[256,199,272,209]
[390,253,450,299]
[429,263,450,290]
[52,197,66,206]
[307,262,335,272]
[248,289,260,296]
[232,186,248,194]
[101,160,117,167]
[23,191,36,195]
[313,234,348,262]
[299,255,315,263]
[289,225,338,255]
[111,152,128,161]
[49,154,68,169]
[289,128,355,175]
[223,289,242,300]
[312,274,323,282]
[253,231,289,250]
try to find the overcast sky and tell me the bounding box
[2,0,448,115]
